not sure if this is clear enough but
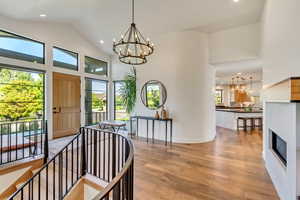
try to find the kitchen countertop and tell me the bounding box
[216,109,263,113]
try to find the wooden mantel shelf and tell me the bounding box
[265,77,300,102]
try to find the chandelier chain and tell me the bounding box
[132,0,135,23]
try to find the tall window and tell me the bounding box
[114,81,130,121]
[0,30,44,64]
[215,89,223,104]
[0,66,44,123]
[53,47,78,71]
[85,56,108,76]
[85,78,107,125]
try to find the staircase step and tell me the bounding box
[0,157,44,199]
[0,167,31,199]
[64,174,107,200]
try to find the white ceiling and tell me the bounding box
[0,0,265,54]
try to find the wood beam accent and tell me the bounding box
[264,77,300,102]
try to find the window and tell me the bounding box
[0,66,45,123]
[53,47,78,71]
[215,89,223,104]
[0,30,44,64]
[85,78,107,125]
[85,56,108,76]
[114,81,130,121]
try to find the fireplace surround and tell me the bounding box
[270,129,287,166]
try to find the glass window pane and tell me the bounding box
[53,47,78,70]
[0,67,44,123]
[85,56,107,76]
[0,30,44,64]
[85,78,107,125]
[114,81,130,121]
[215,89,223,104]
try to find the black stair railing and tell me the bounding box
[0,119,49,165]
[9,126,134,200]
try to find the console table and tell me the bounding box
[129,116,173,146]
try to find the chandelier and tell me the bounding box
[113,0,154,65]
[230,74,253,93]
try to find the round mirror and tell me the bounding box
[141,80,167,110]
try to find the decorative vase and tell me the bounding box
[155,111,160,119]
[161,106,168,119]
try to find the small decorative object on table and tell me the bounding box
[155,111,160,119]
[161,106,168,120]
[244,106,253,112]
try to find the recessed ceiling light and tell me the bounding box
[100,40,104,44]
[233,0,239,2]
[40,14,47,18]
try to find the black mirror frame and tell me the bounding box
[140,80,167,110]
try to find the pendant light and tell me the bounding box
[113,0,154,65]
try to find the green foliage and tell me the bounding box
[119,67,137,114]
[92,93,105,111]
[0,68,43,121]
[147,90,160,109]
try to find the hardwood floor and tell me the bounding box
[133,127,279,200]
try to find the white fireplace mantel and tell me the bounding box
[264,101,300,200]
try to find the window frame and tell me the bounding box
[84,56,108,76]
[0,29,45,64]
[114,80,124,120]
[84,77,108,125]
[52,46,79,71]
[0,64,46,123]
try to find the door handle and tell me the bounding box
[53,107,61,114]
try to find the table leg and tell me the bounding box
[130,118,133,138]
[152,120,155,144]
[165,121,168,146]
[170,120,173,145]
[136,118,139,139]
[146,120,149,143]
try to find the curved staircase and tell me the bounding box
[2,126,134,200]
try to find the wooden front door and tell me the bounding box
[53,72,81,138]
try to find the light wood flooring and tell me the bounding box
[133,127,279,200]
[48,127,279,200]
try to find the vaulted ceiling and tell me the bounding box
[0,0,265,54]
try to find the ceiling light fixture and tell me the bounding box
[39,14,47,18]
[233,0,239,2]
[100,40,104,44]
[113,0,154,65]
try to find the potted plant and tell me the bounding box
[119,67,137,130]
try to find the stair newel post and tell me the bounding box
[81,127,87,176]
[43,120,49,164]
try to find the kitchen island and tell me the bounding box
[216,109,263,130]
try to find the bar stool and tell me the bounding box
[237,117,246,131]
[253,117,263,130]
[237,117,254,131]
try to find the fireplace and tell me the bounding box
[270,129,287,166]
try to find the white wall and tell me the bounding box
[262,1,300,199]
[112,31,216,143]
[0,15,110,139]
[264,102,298,200]
[209,23,261,64]
[262,0,300,86]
